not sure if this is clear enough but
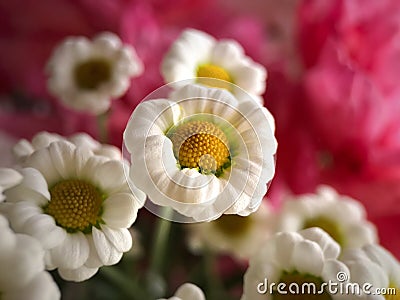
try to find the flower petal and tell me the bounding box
[50,232,89,269]
[92,227,123,266]
[102,193,138,228]
[291,240,324,275]
[58,265,98,282]
[100,225,132,253]
[8,271,61,300]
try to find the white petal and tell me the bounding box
[0,235,44,290]
[211,40,244,69]
[102,193,138,228]
[291,240,324,275]
[175,283,205,300]
[21,213,66,249]
[58,265,98,282]
[24,148,61,186]
[92,160,127,194]
[274,232,304,271]
[12,138,34,161]
[0,168,22,190]
[84,235,103,268]
[50,232,89,269]
[299,227,340,259]
[123,99,180,153]
[48,141,77,179]
[6,271,61,300]
[100,225,132,253]
[4,168,50,205]
[92,227,123,266]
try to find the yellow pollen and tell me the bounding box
[45,179,104,233]
[385,287,399,300]
[272,272,332,300]
[213,214,252,237]
[303,216,345,247]
[74,58,111,90]
[168,120,230,175]
[196,64,233,90]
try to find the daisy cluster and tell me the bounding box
[0,14,399,300]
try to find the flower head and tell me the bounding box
[46,32,143,114]
[276,186,377,249]
[161,29,267,103]
[3,140,145,281]
[157,283,205,300]
[124,83,277,221]
[241,227,351,300]
[0,214,60,300]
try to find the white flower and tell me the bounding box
[275,186,377,249]
[161,28,267,103]
[241,227,352,300]
[0,168,22,202]
[47,32,143,114]
[0,214,60,300]
[13,131,121,163]
[124,83,277,222]
[157,283,205,300]
[2,140,145,282]
[187,202,274,260]
[341,244,400,299]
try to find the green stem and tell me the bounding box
[100,266,148,300]
[97,111,109,144]
[149,207,174,274]
[204,249,223,299]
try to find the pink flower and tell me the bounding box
[280,0,400,257]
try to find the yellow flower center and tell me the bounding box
[213,214,252,237]
[196,64,233,90]
[168,120,231,175]
[385,287,399,300]
[303,216,345,246]
[74,58,111,90]
[45,179,105,233]
[272,271,332,300]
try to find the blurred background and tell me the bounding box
[1,0,399,299]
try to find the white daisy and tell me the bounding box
[241,227,352,300]
[157,283,205,300]
[161,28,267,103]
[2,140,145,282]
[47,32,143,114]
[187,202,274,260]
[0,168,22,202]
[13,131,121,163]
[0,214,60,300]
[123,83,277,222]
[341,244,400,300]
[275,186,377,249]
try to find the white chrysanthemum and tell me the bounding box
[341,244,400,300]
[242,227,352,300]
[2,141,145,282]
[13,131,121,163]
[161,28,267,103]
[158,283,205,300]
[124,83,277,222]
[0,168,22,202]
[0,214,60,300]
[187,202,273,260]
[276,186,377,249]
[47,32,143,114]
